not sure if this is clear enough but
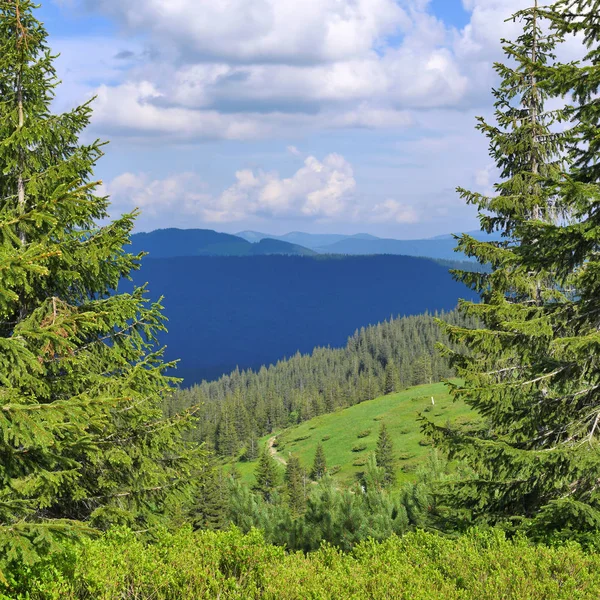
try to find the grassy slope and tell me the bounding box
[233,381,477,488]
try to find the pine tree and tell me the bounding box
[0,0,204,572]
[310,443,327,481]
[216,402,238,457]
[285,454,306,515]
[245,429,259,461]
[426,1,600,539]
[253,448,278,501]
[192,463,227,531]
[384,361,398,395]
[547,0,600,184]
[375,423,396,487]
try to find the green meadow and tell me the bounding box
[231,381,477,487]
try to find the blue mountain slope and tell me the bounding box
[126,254,476,384]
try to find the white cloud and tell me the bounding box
[59,0,482,139]
[370,199,419,224]
[92,82,267,140]
[88,0,410,64]
[58,0,590,143]
[106,153,357,223]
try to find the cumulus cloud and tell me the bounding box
[105,154,358,223]
[59,0,495,140]
[369,199,419,224]
[92,81,267,140]
[87,0,410,64]
[58,0,587,143]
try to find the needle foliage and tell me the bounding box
[0,0,205,578]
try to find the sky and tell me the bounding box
[38,0,539,238]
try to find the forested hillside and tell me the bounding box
[128,254,477,382]
[169,310,471,456]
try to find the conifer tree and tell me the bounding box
[375,423,396,487]
[310,443,327,481]
[426,0,600,539]
[192,463,227,531]
[0,0,204,571]
[245,429,259,461]
[384,361,398,395]
[285,454,306,515]
[547,0,600,184]
[216,403,238,457]
[253,448,278,501]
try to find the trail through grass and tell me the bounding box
[230,381,477,488]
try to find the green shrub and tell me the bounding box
[357,430,371,439]
[397,452,415,461]
[353,457,368,467]
[6,528,600,599]
[321,435,331,442]
[352,444,368,453]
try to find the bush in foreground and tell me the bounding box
[4,527,600,599]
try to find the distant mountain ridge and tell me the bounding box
[236,231,379,248]
[236,229,499,261]
[131,227,498,262]
[130,228,316,258]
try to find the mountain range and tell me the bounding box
[131,227,497,262]
[130,228,316,258]
[237,229,499,260]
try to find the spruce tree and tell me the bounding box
[547,0,600,184]
[426,1,600,539]
[0,0,204,571]
[253,448,278,501]
[310,443,327,481]
[375,423,396,487]
[285,454,306,515]
[384,361,398,395]
[191,462,227,531]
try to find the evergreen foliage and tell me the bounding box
[384,361,398,394]
[285,455,306,515]
[171,310,473,456]
[253,449,279,501]
[0,0,204,575]
[310,443,327,481]
[375,424,396,487]
[191,463,227,531]
[426,0,600,540]
[548,0,600,184]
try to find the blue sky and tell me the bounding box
[40,0,532,238]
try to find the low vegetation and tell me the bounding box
[7,528,600,599]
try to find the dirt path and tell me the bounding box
[267,436,287,466]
